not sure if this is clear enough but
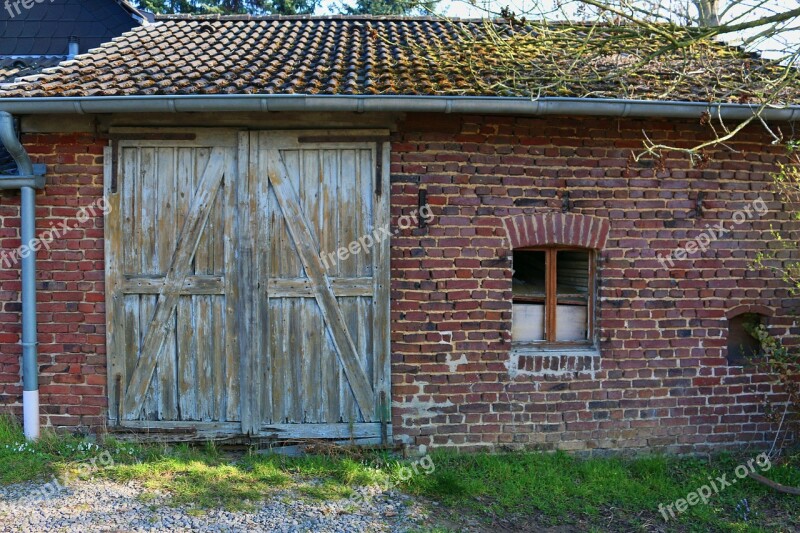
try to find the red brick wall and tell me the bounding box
[0,133,108,431]
[1,118,798,455]
[389,114,800,454]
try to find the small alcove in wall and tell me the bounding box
[726,306,771,366]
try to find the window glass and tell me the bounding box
[512,248,594,346]
[555,250,590,342]
[512,250,545,342]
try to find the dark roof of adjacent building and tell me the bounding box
[0,56,66,84]
[0,15,794,104]
[0,0,145,175]
[0,0,144,56]
[0,147,16,175]
[0,0,145,88]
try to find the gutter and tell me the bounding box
[0,112,46,441]
[0,95,798,121]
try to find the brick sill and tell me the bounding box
[510,346,600,377]
[512,345,600,357]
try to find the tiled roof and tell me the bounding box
[0,56,67,84]
[0,16,793,103]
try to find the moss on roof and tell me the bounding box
[0,16,795,104]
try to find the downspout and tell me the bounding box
[0,112,45,440]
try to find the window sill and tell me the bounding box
[510,344,599,378]
[512,343,599,356]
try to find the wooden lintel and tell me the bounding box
[297,135,390,144]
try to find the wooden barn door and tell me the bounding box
[105,129,390,442]
[239,131,391,442]
[105,131,242,435]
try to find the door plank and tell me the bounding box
[338,149,358,422]
[264,148,376,421]
[320,149,340,423]
[193,148,214,420]
[373,142,391,419]
[289,298,303,422]
[156,147,178,421]
[282,151,302,424]
[301,149,322,423]
[254,136,272,429]
[140,147,159,419]
[223,146,241,423]
[235,131,257,432]
[123,148,228,417]
[260,422,383,440]
[104,146,124,424]
[175,146,197,420]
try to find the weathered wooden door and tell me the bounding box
[105,129,390,441]
[105,131,241,435]
[239,131,391,442]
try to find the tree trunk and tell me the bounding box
[694,0,720,26]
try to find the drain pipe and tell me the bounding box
[0,112,45,440]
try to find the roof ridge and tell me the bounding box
[153,14,495,22]
[147,15,686,28]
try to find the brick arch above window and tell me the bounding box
[503,212,610,250]
[725,304,774,319]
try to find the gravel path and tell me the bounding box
[0,479,433,532]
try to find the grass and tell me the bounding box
[0,413,140,485]
[1,413,798,531]
[402,450,800,532]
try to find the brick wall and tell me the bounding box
[389,113,800,454]
[0,133,108,432]
[1,118,798,454]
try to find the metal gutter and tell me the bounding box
[0,95,798,121]
[0,111,45,441]
[0,175,45,189]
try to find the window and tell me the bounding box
[727,313,764,365]
[512,247,595,348]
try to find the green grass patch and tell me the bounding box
[1,413,798,532]
[398,449,800,532]
[296,480,355,501]
[97,444,391,510]
[0,413,141,484]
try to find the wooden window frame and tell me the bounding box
[512,245,596,350]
